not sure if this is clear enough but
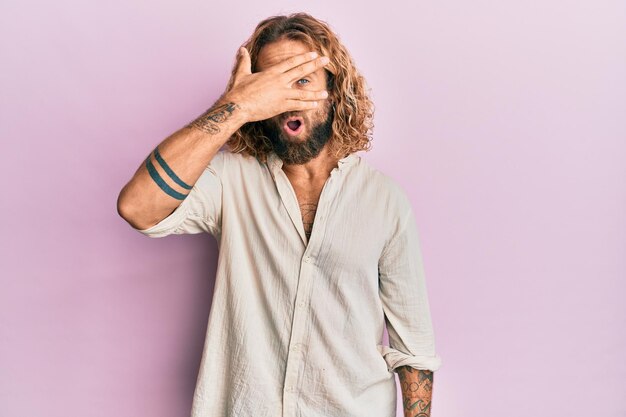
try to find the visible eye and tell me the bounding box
[296,79,310,85]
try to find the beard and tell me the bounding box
[261,102,334,165]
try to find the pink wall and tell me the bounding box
[1,1,624,416]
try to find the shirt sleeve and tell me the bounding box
[377,196,442,373]
[132,149,226,238]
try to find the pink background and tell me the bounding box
[1,1,624,416]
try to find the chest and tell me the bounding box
[287,177,327,241]
[224,161,392,274]
[271,171,386,275]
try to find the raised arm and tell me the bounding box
[117,47,330,230]
[116,97,244,231]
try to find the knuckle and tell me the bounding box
[319,56,330,66]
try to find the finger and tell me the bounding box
[235,47,252,77]
[283,56,330,83]
[269,50,320,74]
[285,99,321,111]
[286,89,329,101]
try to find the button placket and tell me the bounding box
[274,153,349,416]
[283,258,313,411]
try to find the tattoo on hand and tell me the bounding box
[186,102,239,134]
[397,366,433,417]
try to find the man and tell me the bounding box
[117,12,442,417]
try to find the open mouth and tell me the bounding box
[283,116,304,136]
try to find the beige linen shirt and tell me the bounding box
[135,148,442,417]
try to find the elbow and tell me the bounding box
[117,191,165,231]
[117,191,135,226]
[116,188,146,230]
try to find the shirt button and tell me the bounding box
[304,256,311,263]
[290,343,301,352]
[297,301,306,308]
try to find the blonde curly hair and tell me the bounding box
[223,12,375,164]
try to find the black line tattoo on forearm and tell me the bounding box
[153,145,193,190]
[186,102,239,134]
[144,154,188,201]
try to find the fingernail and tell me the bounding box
[310,51,318,58]
[321,57,330,64]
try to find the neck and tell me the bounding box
[281,149,340,181]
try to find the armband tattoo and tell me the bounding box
[144,153,188,201]
[153,146,193,190]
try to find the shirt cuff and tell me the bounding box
[377,344,442,373]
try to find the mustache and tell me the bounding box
[280,113,306,123]
[260,113,304,126]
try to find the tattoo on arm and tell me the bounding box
[153,145,192,190]
[397,366,434,417]
[145,101,238,200]
[144,148,189,201]
[186,102,239,134]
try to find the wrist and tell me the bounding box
[185,97,247,142]
[219,91,251,125]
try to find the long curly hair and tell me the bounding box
[223,12,374,164]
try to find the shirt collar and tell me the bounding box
[267,151,358,174]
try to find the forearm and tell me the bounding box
[118,45,329,231]
[117,95,246,230]
[397,365,434,417]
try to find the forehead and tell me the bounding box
[256,38,313,71]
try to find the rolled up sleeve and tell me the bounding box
[133,149,226,238]
[377,199,442,373]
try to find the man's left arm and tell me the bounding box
[377,193,442,416]
[397,366,433,417]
